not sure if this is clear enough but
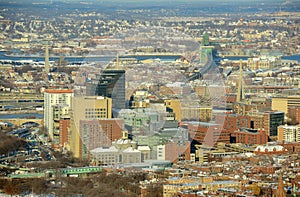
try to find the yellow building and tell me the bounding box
[163,176,240,196]
[69,96,112,158]
[272,96,300,115]
[164,99,181,122]
[181,106,212,122]
[247,56,281,71]
[163,177,202,197]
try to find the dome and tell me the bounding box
[254,143,286,153]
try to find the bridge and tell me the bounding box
[0,94,44,109]
[187,53,216,81]
[120,52,182,57]
[0,118,43,127]
[0,93,43,100]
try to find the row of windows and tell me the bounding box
[85,112,107,115]
[86,115,108,119]
[86,108,106,111]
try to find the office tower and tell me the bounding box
[95,69,126,110]
[247,110,284,137]
[44,89,73,145]
[263,111,284,136]
[45,42,50,74]
[69,96,112,158]
[272,95,300,115]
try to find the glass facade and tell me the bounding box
[95,69,126,110]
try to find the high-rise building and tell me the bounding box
[95,69,126,110]
[69,96,112,158]
[278,125,300,142]
[246,110,284,137]
[59,117,71,148]
[272,95,300,115]
[263,111,284,136]
[79,119,124,159]
[44,89,73,145]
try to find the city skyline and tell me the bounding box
[0,0,299,195]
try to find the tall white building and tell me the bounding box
[44,89,73,145]
[278,125,300,142]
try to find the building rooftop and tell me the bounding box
[137,146,151,151]
[255,143,286,153]
[44,89,73,93]
[182,121,219,127]
[123,147,141,153]
[90,146,119,153]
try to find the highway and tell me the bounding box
[187,53,216,81]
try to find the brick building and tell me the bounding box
[233,128,268,145]
[79,118,124,159]
[59,117,71,148]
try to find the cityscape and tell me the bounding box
[0,0,300,196]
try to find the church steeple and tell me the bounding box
[45,41,50,74]
[276,172,286,197]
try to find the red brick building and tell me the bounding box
[79,118,124,158]
[165,141,191,163]
[288,106,300,124]
[234,128,268,145]
[181,122,230,146]
[215,113,250,134]
[279,142,300,153]
[59,118,71,148]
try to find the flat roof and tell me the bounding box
[44,89,73,94]
[182,121,219,126]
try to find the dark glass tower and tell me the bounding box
[95,69,126,110]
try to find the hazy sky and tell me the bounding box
[0,0,288,2]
